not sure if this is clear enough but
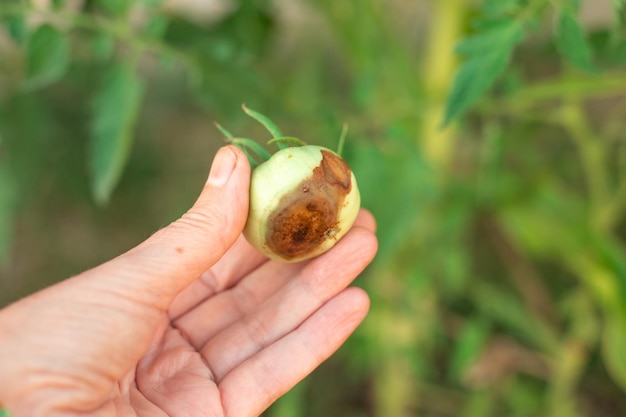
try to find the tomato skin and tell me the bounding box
[243,145,361,263]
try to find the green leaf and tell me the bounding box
[455,21,523,55]
[443,21,523,125]
[555,11,596,72]
[482,0,523,16]
[0,407,11,417]
[3,15,27,43]
[443,51,512,125]
[89,65,144,205]
[24,24,69,90]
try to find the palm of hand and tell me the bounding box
[118,229,374,417]
[2,210,375,417]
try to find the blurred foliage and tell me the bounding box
[2,0,626,416]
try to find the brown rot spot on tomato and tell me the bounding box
[224,107,362,263]
[319,150,352,190]
[265,151,353,260]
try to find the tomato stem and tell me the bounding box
[216,107,314,168]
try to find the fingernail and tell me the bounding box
[207,146,237,187]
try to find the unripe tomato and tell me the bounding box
[244,145,360,263]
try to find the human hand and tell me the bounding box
[0,146,377,417]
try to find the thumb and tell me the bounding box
[93,145,251,308]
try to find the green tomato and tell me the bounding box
[243,145,361,263]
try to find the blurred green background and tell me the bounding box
[2,0,626,416]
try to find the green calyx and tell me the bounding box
[215,105,306,169]
[215,105,347,169]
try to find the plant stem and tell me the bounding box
[0,4,202,84]
[558,101,610,227]
[420,0,466,169]
[480,73,626,115]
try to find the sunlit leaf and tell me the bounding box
[24,24,69,90]
[89,64,144,205]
